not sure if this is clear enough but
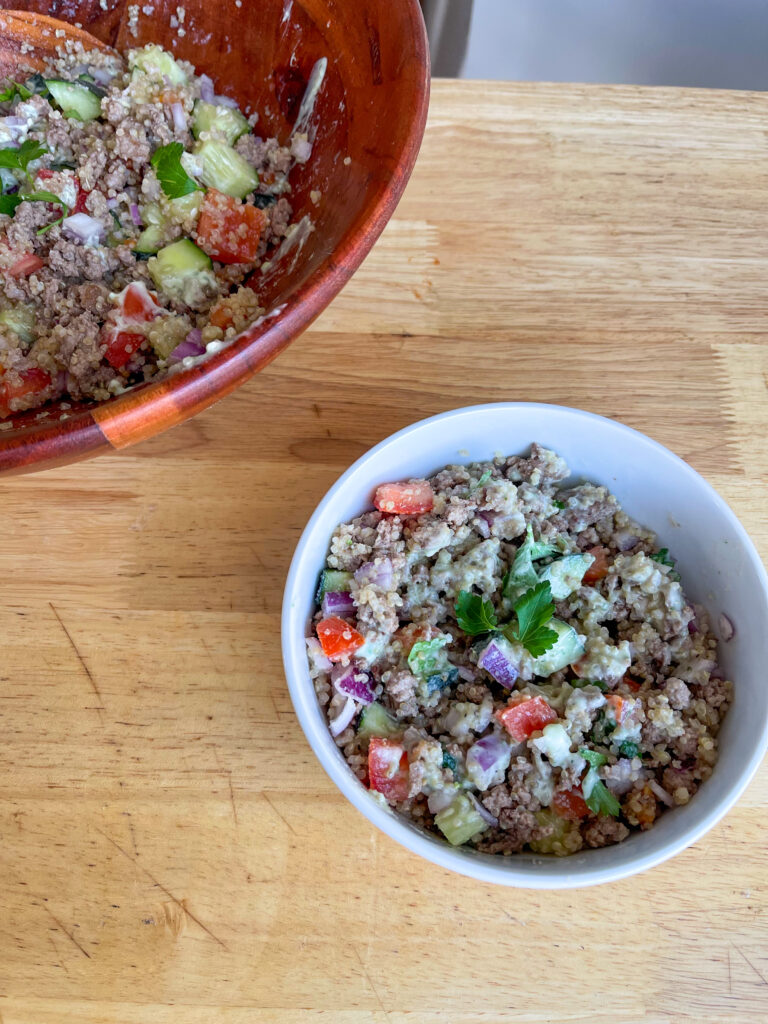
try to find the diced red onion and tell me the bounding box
[428,789,457,814]
[169,337,206,361]
[90,65,118,86]
[321,590,356,618]
[62,212,103,246]
[306,636,331,672]
[718,613,735,642]
[615,531,640,552]
[604,759,638,795]
[466,733,512,790]
[199,74,215,103]
[214,93,239,109]
[290,135,312,163]
[106,197,118,209]
[687,618,698,635]
[354,557,393,590]
[473,516,491,539]
[332,663,375,705]
[129,202,142,226]
[648,779,674,807]
[478,639,519,688]
[457,665,476,682]
[467,791,498,827]
[329,696,357,736]
[170,101,186,133]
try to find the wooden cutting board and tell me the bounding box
[0,80,766,1023]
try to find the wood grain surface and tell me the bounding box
[0,79,767,1023]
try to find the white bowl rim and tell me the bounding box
[281,402,768,888]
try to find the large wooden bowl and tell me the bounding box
[0,1,429,472]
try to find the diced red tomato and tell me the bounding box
[101,327,145,369]
[494,694,558,742]
[316,616,365,662]
[606,694,629,724]
[195,189,267,264]
[209,300,234,331]
[35,168,88,211]
[552,787,590,821]
[368,737,409,803]
[374,480,434,516]
[114,281,161,323]
[8,254,46,278]
[73,185,90,214]
[0,367,52,418]
[583,545,610,583]
[623,674,641,692]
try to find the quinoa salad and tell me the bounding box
[307,444,732,856]
[0,41,311,416]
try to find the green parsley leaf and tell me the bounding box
[426,668,458,694]
[469,469,492,494]
[454,590,498,635]
[618,740,640,759]
[650,547,681,582]
[0,139,48,173]
[150,142,203,200]
[408,636,449,678]
[442,751,457,773]
[506,580,558,656]
[582,770,621,817]
[0,80,33,103]
[570,677,607,692]
[580,747,608,768]
[552,499,566,510]
[0,193,22,216]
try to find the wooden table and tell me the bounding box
[1,80,767,1023]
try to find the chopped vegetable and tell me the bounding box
[367,737,409,803]
[7,253,45,277]
[466,733,512,790]
[316,616,365,662]
[442,750,457,773]
[425,667,458,694]
[469,468,492,493]
[0,304,34,345]
[196,138,259,198]
[129,44,188,85]
[502,525,555,599]
[407,635,449,678]
[45,79,102,121]
[329,696,356,737]
[357,702,401,739]
[538,553,594,600]
[434,793,489,846]
[192,100,250,144]
[650,547,681,581]
[373,479,434,516]
[618,740,640,758]
[332,663,375,705]
[101,327,145,369]
[321,590,356,618]
[395,622,431,656]
[0,367,51,417]
[315,568,353,604]
[195,189,266,263]
[582,545,610,583]
[0,80,32,102]
[477,636,520,688]
[570,677,608,692]
[151,142,203,200]
[454,590,498,635]
[552,499,566,509]
[551,787,589,821]
[605,694,629,725]
[115,281,160,322]
[579,748,621,817]
[147,238,215,304]
[494,694,558,742]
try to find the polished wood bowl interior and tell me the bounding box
[0,1,429,472]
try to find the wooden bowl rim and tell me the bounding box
[0,1,430,472]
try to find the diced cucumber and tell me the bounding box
[529,808,580,856]
[539,554,594,600]
[530,619,585,677]
[129,44,187,85]
[195,139,258,198]
[44,79,101,121]
[192,100,249,145]
[315,569,353,604]
[169,190,203,222]
[434,794,489,846]
[134,223,165,254]
[147,238,215,304]
[357,702,401,740]
[0,304,34,345]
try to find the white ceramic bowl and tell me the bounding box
[281,403,768,887]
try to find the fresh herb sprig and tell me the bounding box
[455,580,558,657]
[0,80,32,103]
[0,139,48,173]
[650,547,681,582]
[150,142,202,199]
